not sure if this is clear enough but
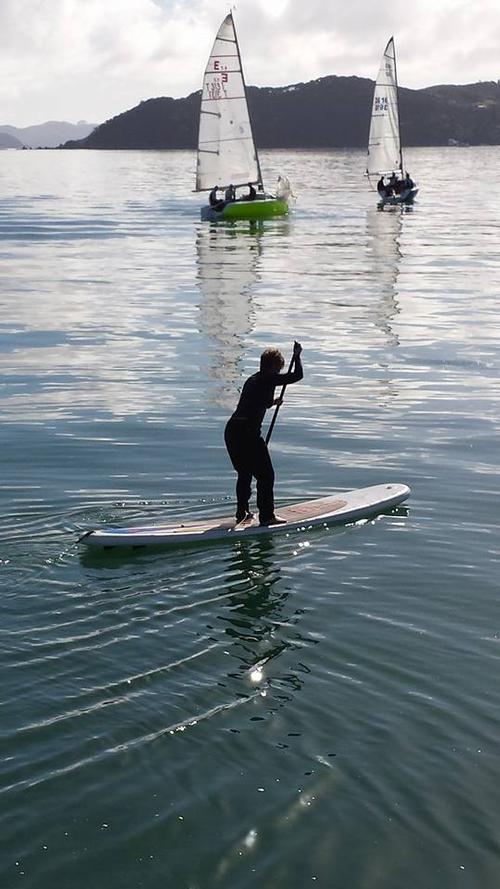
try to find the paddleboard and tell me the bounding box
[79,483,410,549]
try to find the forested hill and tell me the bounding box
[63,76,500,150]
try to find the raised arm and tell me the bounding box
[275,341,303,385]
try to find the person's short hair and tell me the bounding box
[260,347,285,373]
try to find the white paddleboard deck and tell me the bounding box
[80,483,410,549]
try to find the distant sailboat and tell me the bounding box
[195,13,290,221]
[366,37,418,207]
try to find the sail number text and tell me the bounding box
[206,59,229,100]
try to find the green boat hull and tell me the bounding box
[201,198,288,222]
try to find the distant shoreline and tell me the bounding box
[60,77,500,151]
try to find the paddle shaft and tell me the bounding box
[265,350,296,445]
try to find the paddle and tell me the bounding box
[265,341,300,445]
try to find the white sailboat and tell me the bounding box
[366,37,418,207]
[195,13,290,221]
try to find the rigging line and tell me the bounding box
[231,13,263,189]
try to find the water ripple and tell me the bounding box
[1,147,500,889]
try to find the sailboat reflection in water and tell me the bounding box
[363,206,406,405]
[365,207,402,349]
[196,224,262,405]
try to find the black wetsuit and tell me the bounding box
[224,357,303,522]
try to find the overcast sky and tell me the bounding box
[1,0,499,127]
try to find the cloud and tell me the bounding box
[0,0,499,126]
[0,0,210,124]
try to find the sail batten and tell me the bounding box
[203,137,255,145]
[195,13,262,192]
[366,38,403,181]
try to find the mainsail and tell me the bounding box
[366,37,402,181]
[195,13,262,192]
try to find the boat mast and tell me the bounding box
[231,12,264,191]
[391,37,404,175]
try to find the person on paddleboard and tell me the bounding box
[225,341,303,526]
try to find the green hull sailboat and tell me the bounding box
[195,13,290,222]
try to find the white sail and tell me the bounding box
[195,13,262,192]
[367,37,402,179]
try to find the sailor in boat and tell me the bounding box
[224,342,303,526]
[388,172,398,194]
[377,175,386,197]
[224,184,236,203]
[209,185,226,212]
[245,182,257,201]
[404,171,415,190]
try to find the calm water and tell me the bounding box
[1,147,499,889]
